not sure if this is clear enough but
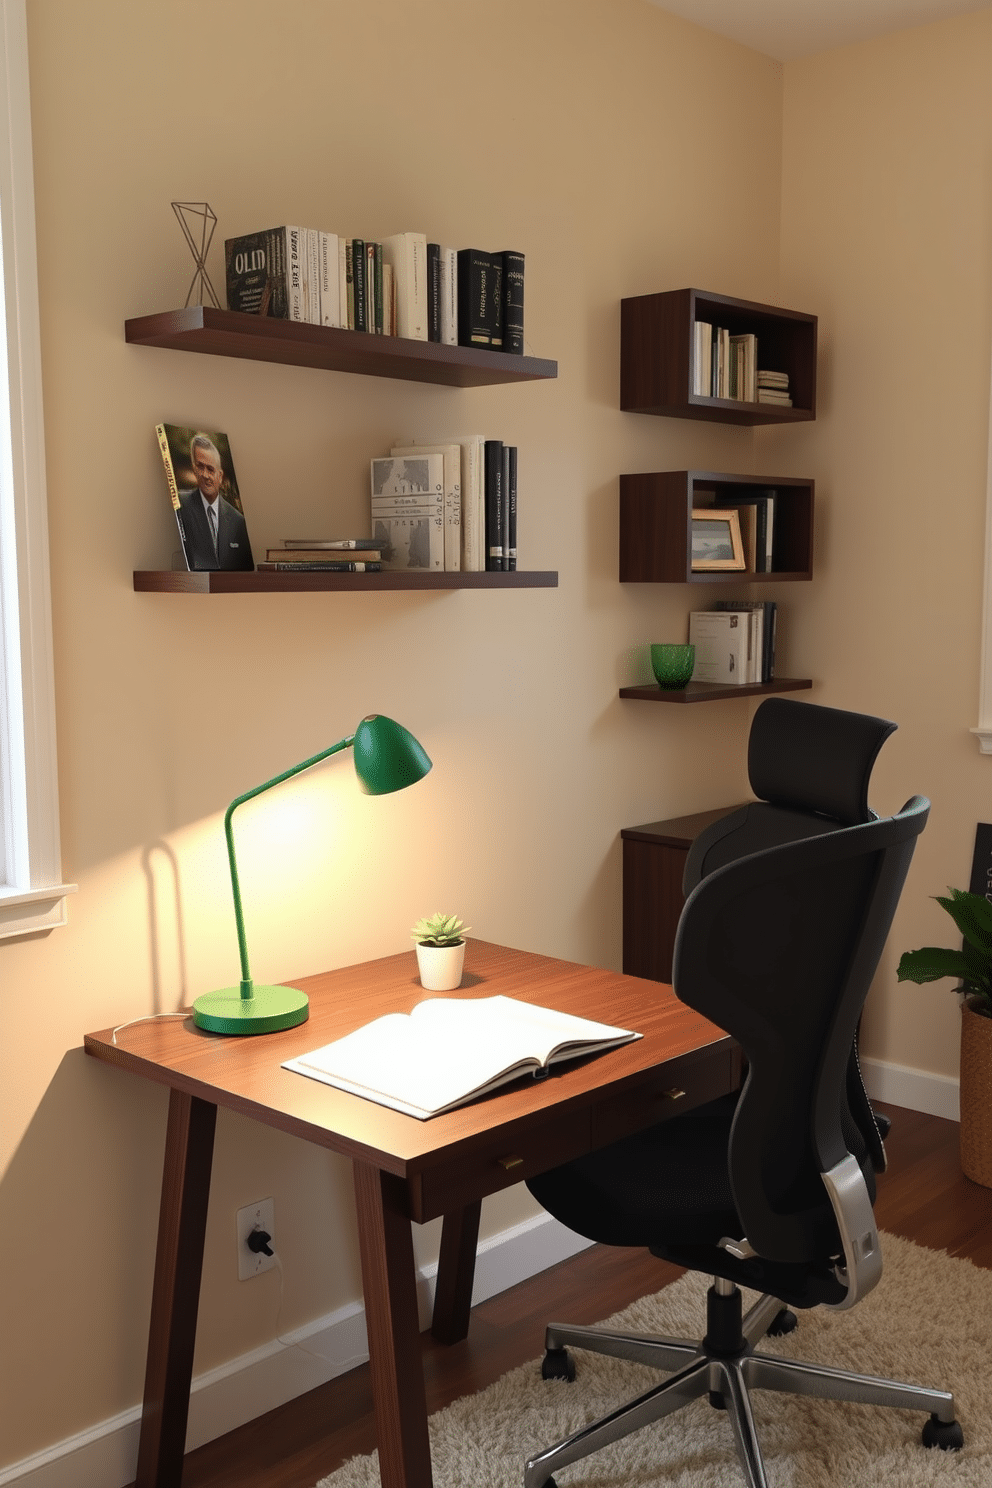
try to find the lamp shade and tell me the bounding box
[353,714,432,795]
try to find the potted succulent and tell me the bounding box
[411,912,470,992]
[897,887,992,1187]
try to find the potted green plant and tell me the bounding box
[411,912,470,992]
[897,887,992,1187]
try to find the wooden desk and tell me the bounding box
[84,940,736,1488]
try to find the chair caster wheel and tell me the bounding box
[767,1308,798,1337]
[541,1347,576,1382]
[922,1415,964,1450]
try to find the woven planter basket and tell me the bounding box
[959,1001,992,1187]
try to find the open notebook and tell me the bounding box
[282,995,641,1119]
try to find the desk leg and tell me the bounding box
[354,1160,433,1488]
[431,1201,481,1344]
[135,1089,217,1488]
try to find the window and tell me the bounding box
[0,0,74,935]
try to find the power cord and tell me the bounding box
[111,1011,191,1045]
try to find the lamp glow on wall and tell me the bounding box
[192,714,432,1035]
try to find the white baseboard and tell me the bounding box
[0,1211,593,1488]
[861,1055,960,1122]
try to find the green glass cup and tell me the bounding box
[650,643,695,689]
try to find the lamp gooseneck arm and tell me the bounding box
[225,735,355,1000]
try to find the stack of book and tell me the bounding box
[757,369,792,407]
[225,228,525,354]
[689,601,777,685]
[257,539,383,573]
[371,437,518,573]
[693,322,757,400]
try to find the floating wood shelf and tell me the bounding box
[124,307,558,388]
[619,678,812,704]
[133,570,558,594]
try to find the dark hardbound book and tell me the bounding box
[489,254,503,350]
[484,439,504,570]
[225,227,289,317]
[156,423,254,572]
[257,560,382,572]
[352,239,367,332]
[500,251,525,354]
[505,445,517,570]
[457,248,493,347]
[500,445,511,570]
[427,242,441,342]
[970,824,992,899]
[372,242,384,333]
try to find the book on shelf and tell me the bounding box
[352,238,367,332]
[395,435,486,571]
[712,490,775,572]
[427,243,441,342]
[505,444,517,570]
[281,992,641,1120]
[757,369,792,406]
[484,439,504,570]
[501,251,525,355]
[225,226,296,318]
[457,248,494,348]
[728,333,757,401]
[391,442,461,570]
[319,231,341,327]
[156,423,255,572]
[692,320,713,396]
[265,546,382,564]
[382,232,428,341]
[280,537,382,550]
[689,609,753,685]
[712,600,777,682]
[489,254,503,350]
[257,560,382,573]
[370,453,444,571]
[439,246,458,346]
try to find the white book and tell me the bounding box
[282,994,640,1120]
[381,232,428,341]
[689,611,751,684]
[439,246,458,345]
[397,434,485,571]
[319,231,340,327]
[391,442,461,571]
[693,320,712,396]
[383,261,395,335]
[304,228,321,323]
[371,452,444,571]
[338,238,349,330]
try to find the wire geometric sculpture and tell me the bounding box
[171,201,221,309]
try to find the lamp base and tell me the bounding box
[192,984,310,1035]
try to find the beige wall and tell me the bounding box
[776,8,992,1077]
[0,0,988,1470]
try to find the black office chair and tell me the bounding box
[524,702,962,1488]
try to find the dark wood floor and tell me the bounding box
[159,1102,992,1488]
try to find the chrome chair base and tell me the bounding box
[524,1288,961,1488]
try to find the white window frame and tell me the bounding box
[0,0,74,935]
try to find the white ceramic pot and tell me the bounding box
[415,940,466,992]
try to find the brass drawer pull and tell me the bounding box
[663,1088,687,1101]
[497,1154,524,1170]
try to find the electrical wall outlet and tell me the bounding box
[236,1197,276,1280]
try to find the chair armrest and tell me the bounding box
[821,1153,883,1311]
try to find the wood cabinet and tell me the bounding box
[621,806,740,982]
[620,288,816,424]
[126,307,559,593]
[619,470,813,584]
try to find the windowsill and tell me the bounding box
[0,882,77,938]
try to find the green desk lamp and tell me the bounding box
[192,713,432,1035]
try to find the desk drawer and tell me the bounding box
[590,1044,736,1149]
[412,1107,593,1222]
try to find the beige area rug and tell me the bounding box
[317,1235,991,1487]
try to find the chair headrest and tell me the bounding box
[747,698,897,826]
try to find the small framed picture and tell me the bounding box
[691,508,746,571]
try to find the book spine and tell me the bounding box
[352,240,367,332]
[286,226,305,321]
[500,251,524,354]
[505,445,517,570]
[382,233,428,340]
[257,561,381,572]
[305,228,321,324]
[372,243,383,333]
[500,445,511,569]
[484,439,504,570]
[427,242,441,342]
[489,254,503,350]
[339,238,350,329]
[457,249,492,347]
[459,437,484,572]
[383,261,395,335]
[155,424,181,511]
[319,231,340,327]
[365,241,377,333]
[439,247,458,345]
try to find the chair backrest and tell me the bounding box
[672,793,929,1270]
